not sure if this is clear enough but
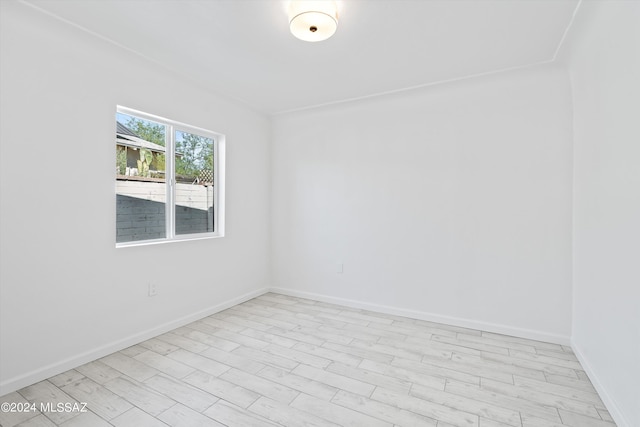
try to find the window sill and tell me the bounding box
[116,233,224,248]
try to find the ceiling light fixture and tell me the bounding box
[289,1,338,42]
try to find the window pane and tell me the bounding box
[175,130,214,235]
[115,113,167,242]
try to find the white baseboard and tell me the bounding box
[571,342,630,427]
[0,287,270,396]
[269,287,572,346]
[1,285,573,397]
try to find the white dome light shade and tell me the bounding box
[289,1,338,42]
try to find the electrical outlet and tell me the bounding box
[337,263,344,274]
[148,283,158,297]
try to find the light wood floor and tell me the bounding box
[0,293,616,427]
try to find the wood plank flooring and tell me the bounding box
[0,293,616,427]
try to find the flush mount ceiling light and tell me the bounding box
[289,1,338,42]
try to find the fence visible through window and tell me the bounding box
[115,108,220,245]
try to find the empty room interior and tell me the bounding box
[0,0,638,426]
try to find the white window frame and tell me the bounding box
[116,105,225,247]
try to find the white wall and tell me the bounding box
[0,2,270,394]
[271,65,574,342]
[561,2,640,426]
[4,2,636,424]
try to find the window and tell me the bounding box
[115,106,225,246]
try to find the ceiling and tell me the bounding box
[24,0,580,115]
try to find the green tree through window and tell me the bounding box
[125,117,165,146]
[176,132,214,183]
